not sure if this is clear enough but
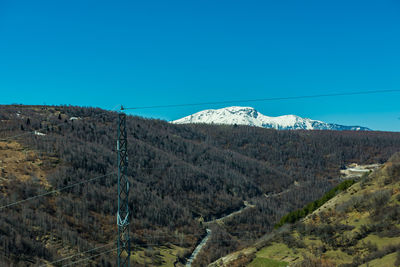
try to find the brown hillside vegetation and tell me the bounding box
[1,105,400,266]
[214,153,400,267]
[0,141,55,189]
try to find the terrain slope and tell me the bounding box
[212,153,400,267]
[1,105,400,266]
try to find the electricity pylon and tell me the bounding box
[117,110,130,266]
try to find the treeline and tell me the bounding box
[275,179,356,228]
[1,105,400,266]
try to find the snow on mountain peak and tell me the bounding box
[171,106,371,131]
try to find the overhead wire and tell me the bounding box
[44,233,274,266]
[122,89,400,110]
[0,98,317,215]
[61,248,118,267]
[44,226,272,266]
[48,234,281,267]
[0,163,228,210]
[0,164,212,209]
[0,172,116,210]
[0,105,124,210]
[0,147,324,220]
[39,242,116,267]
[3,94,392,264]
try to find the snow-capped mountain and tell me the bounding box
[172,106,371,131]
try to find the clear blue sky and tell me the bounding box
[1,0,399,131]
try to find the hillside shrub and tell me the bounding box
[337,189,392,214]
[278,232,306,249]
[395,250,400,267]
[298,255,336,267]
[274,179,355,228]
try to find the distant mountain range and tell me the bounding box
[172,106,371,131]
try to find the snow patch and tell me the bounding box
[34,131,46,136]
[172,106,371,131]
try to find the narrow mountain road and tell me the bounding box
[264,163,382,200]
[264,188,292,199]
[204,201,255,225]
[186,164,382,266]
[340,163,381,178]
[186,201,255,266]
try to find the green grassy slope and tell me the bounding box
[212,153,400,267]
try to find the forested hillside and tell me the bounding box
[214,153,400,267]
[1,105,400,266]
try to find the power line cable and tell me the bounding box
[0,172,116,210]
[52,235,267,267]
[39,242,116,267]
[0,161,263,210]
[122,89,400,110]
[55,234,284,266]
[41,227,275,267]
[1,103,281,265]
[61,248,118,267]
[0,152,310,211]
[0,106,124,209]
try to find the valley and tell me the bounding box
[1,105,400,266]
[211,154,400,266]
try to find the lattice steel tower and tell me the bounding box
[117,110,130,266]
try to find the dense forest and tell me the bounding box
[1,105,400,266]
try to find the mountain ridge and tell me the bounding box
[172,106,371,131]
